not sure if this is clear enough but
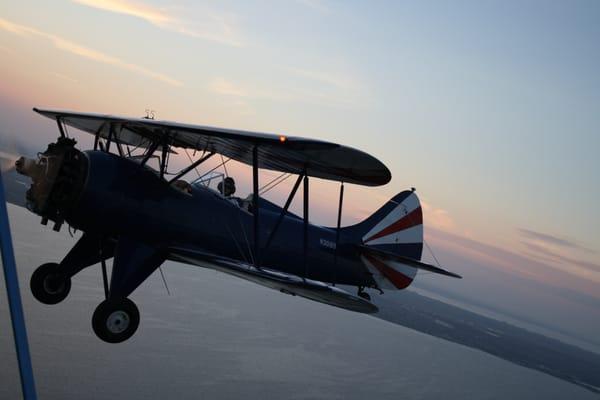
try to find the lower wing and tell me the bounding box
[168,245,378,314]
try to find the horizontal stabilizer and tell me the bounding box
[358,245,462,279]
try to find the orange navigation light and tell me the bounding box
[279,135,287,143]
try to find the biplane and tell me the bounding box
[15,108,461,343]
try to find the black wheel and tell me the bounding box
[30,262,71,304]
[92,298,140,343]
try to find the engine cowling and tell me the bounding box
[16,137,87,231]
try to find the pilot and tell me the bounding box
[217,177,236,197]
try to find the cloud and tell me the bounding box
[209,77,295,103]
[421,200,455,231]
[518,227,599,279]
[73,0,169,24]
[210,78,249,98]
[51,72,79,84]
[0,19,28,36]
[209,71,365,108]
[71,0,243,47]
[208,78,261,116]
[288,67,368,107]
[518,228,594,253]
[521,241,600,274]
[0,17,181,86]
[427,226,600,289]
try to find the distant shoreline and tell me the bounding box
[410,286,600,355]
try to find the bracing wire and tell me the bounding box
[259,172,287,192]
[225,224,249,264]
[262,174,292,195]
[184,148,203,179]
[158,267,171,296]
[423,238,443,270]
[260,172,291,195]
[400,196,445,271]
[237,215,255,265]
[127,140,145,156]
[198,158,231,180]
[220,154,229,177]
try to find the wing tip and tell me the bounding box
[446,271,463,279]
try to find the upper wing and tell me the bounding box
[168,245,378,314]
[34,108,391,187]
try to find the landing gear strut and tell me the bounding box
[30,263,71,304]
[92,298,140,343]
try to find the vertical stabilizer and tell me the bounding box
[343,190,423,289]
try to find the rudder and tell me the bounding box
[343,190,423,290]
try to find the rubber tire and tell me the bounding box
[30,263,71,305]
[92,298,140,343]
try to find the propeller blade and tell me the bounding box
[0,135,31,173]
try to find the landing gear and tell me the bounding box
[92,298,140,343]
[30,263,71,304]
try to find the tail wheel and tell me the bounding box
[30,262,71,304]
[357,290,371,301]
[92,298,140,343]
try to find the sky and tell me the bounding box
[0,1,599,350]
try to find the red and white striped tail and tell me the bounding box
[360,191,423,290]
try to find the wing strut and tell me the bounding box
[252,145,260,267]
[113,125,126,157]
[106,124,113,153]
[303,173,309,280]
[56,117,66,138]
[262,173,304,254]
[100,242,109,299]
[159,136,169,179]
[92,122,108,151]
[333,182,344,285]
[140,140,160,166]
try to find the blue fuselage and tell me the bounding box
[66,151,371,287]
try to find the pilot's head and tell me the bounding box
[218,177,236,197]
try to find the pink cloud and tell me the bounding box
[0,17,182,86]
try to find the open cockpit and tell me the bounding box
[173,171,253,213]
